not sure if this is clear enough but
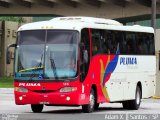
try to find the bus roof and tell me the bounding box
[18,16,154,33]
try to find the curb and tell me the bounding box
[152,96,160,99]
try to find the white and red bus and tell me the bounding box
[7,17,156,113]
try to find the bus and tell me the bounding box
[6,17,156,113]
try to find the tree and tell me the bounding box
[0,16,25,23]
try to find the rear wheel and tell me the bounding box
[31,104,44,113]
[129,86,141,110]
[122,86,141,110]
[122,101,129,109]
[82,89,95,113]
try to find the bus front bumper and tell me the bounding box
[14,90,88,105]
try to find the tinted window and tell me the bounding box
[123,32,155,55]
[18,30,45,45]
[47,30,78,44]
[90,29,155,56]
[91,29,124,55]
[124,32,137,54]
[136,33,155,55]
[92,29,102,55]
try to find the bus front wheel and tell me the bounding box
[94,103,99,110]
[82,89,95,113]
[31,104,44,113]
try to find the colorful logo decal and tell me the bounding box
[100,53,119,101]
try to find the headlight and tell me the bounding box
[15,87,28,93]
[60,87,77,92]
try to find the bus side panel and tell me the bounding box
[140,56,156,98]
[82,54,118,103]
[83,54,156,104]
[112,55,156,101]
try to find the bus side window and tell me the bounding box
[142,40,148,54]
[92,29,101,56]
[113,31,123,54]
[136,33,155,55]
[103,30,122,55]
[147,34,155,55]
[125,32,136,55]
[103,31,112,54]
[118,32,125,54]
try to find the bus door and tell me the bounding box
[80,28,90,82]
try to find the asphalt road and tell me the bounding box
[0,93,160,120]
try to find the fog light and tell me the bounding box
[19,96,23,100]
[66,97,70,101]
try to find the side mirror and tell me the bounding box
[6,44,17,64]
[83,50,88,63]
[79,43,88,63]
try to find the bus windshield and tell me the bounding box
[15,30,79,80]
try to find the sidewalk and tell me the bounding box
[0,88,14,94]
[152,96,160,99]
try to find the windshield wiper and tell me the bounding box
[50,55,58,80]
[19,66,43,72]
[29,53,44,81]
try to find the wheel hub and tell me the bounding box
[136,89,141,105]
[90,93,95,109]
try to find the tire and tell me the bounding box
[122,86,141,110]
[94,103,99,110]
[31,104,44,113]
[82,89,95,113]
[129,86,141,110]
[122,101,129,109]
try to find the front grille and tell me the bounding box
[32,90,55,93]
